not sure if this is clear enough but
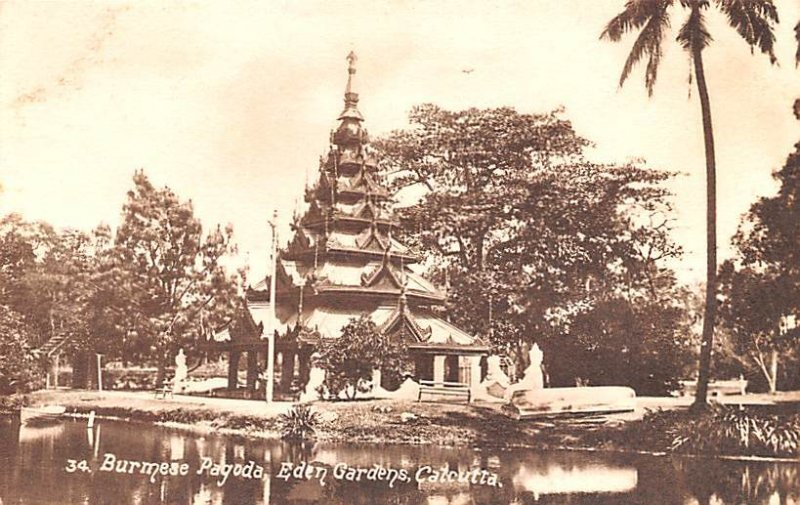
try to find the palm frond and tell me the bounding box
[604,0,673,95]
[677,5,712,53]
[601,0,674,41]
[640,9,671,94]
[714,0,778,64]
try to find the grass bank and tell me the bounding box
[11,390,800,459]
[11,390,285,438]
[14,389,627,450]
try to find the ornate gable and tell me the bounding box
[361,253,404,290]
[355,221,389,251]
[379,293,432,343]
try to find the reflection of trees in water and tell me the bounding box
[280,440,318,465]
[7,421,800,505]
[676,459,800,505]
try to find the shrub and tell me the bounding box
[0,394,28,414]
[668,405,800,457]
[316,315,406,400]
[278,404,320,441]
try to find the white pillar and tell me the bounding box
[433,355,446,384]
[468,355,483,402]
[96,354,103,391]
[468,355,482,386]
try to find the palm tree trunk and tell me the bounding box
[691,44,718,410]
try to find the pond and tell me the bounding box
[1,416,798,504]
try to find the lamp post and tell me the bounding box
[266,210,278,403]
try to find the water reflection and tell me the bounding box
[511,455,638,498]
[17,422,65,444]
[675,459,800,505]
[0,416,798,504]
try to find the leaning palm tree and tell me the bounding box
[601,0,779,409]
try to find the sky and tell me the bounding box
[1,0,798,285]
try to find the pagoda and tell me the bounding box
[221,53,488,399]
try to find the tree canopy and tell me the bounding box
[0,171,244,390]
[719,142,800,392]
[377,105,691,394]
[112,171,242,381]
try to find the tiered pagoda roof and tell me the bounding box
[248,52,487,354]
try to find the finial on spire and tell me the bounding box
[339,51,363,121]
[345,51,357,95]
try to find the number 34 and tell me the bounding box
[65,459,91,473]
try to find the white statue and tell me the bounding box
[524,344,545,389]
[299,353,326,402]
[473,355,511,401]
[484,355,511,387]
[369,368,389,398]
[173,348,188,393]
[504,343,545,401]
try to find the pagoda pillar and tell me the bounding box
[281,349,295,393]
[299,348,312,385]
[228,351,241,390]
[433,355,446,384]
[246,351,259,395]
[468,355,482,401]
[260,349,268,379]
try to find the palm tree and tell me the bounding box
[601,0,779,408]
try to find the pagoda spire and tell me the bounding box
[339,51,364,121]
[345,51,357,94]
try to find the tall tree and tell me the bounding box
[0,215,110,389]
[601,0,779,408]
[377,106,690,393]
[113,171,242,385]
[0,217,94,345]
[720,141,800,392]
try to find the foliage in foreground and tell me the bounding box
[628,405,800,458]
[277,404,320,441]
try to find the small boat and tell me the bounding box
[20,405,66,425]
